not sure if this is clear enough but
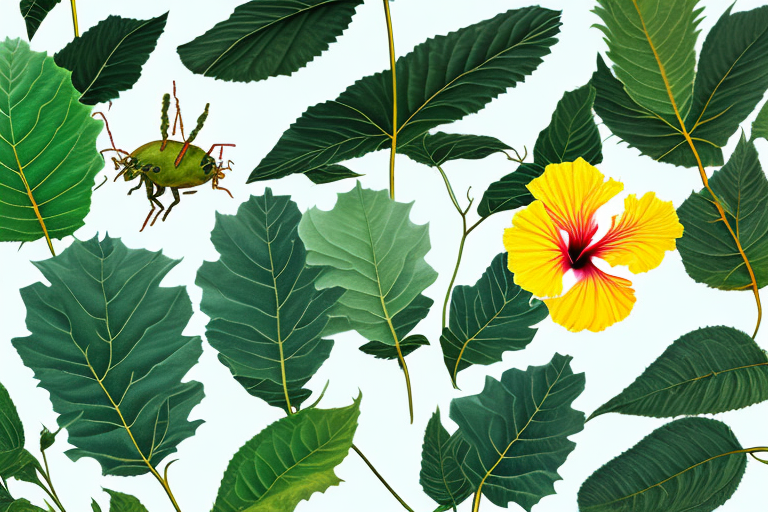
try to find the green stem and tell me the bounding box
[382,0,397,199]
[69,0,79,37]
[352,444,415,512]
[38,450,67,512]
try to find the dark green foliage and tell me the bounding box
[399,132,512,168]
[305,165,363,184]
[360,335,430,361]
[19,0,61,40]
[419,409,472,511]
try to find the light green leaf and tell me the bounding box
[0,39,103,250]
[590,326,768,420]
[441,253,548,388]
[248,6,560,183]
[479,83,602,217]
[398,132,511,168]
[578,417,747,512]
[54,14,168,105]
[197,190,343,413]
[19,0,61,40]
[178,0,364,83]
[13,235,204,476]
[593,0,701,118]
[305,164,362,184]
[419,408,472,511]
[753,100,768,142]
[213,396,361,512]
[298,183,437,347]
[677,135,768,289]
[450,353,585,512]
[0,382,24,479]
[102,490,148,512]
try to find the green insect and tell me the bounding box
[95,82,235,231]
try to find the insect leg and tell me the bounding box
[140,180,159,232]
[127,175,144,195]
[150,186,167,227]
[162,188,181,222]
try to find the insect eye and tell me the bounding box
[152,166,161,173]
[141,164,151,172]
[203,163,214,174]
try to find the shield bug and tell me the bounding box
[94,82,235,231]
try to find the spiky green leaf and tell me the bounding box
[398,132,511,168]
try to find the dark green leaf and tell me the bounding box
[1,451,41,486]
[0,382,24,479]
[0,39,103,247]
[305,164,362,184]
[450,353,585,511]
[90,500,102,512]
[398,132,511,168]
[590,326,768,420]
[685,6,768,150]
[213,396,361,512]
[419,408,472,511]
[298,183,437,347]
[0,486,11,510]
[359,335,429,361]
[441,253,548,388]
[103,490,148,512]
[13,235,204,476]
[5,500,46,512]
[753,100,768,142]
[19,0,61,40]
[677,135,768,289]
[54,14,168,105]
[178,0,364,83]
[578,417,746,512]
[248,7,561,183]
[479,83,601,217]
[197,190,343,413]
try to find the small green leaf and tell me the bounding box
[677,135,768,289]
[359,335,429,361]
[102,490,148,512]
[398,132,511,168]
[197,190,343,413]
[178,0,364,82]
[753,100,768,142]
[0,382,24,479]
[578,417,747,512]
[90,499,102,512]
[13,235,204,476]
[590,326,768,420]
[305,165,362,184]
[441,253,548,388]
[419,408,472,511]
[213,396,361,512]
[38,428,55,452]
[0,38,103,248]
[450,353,585,512]
[54,14,168,105]
[19,0,61,40]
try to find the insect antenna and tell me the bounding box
[92,112,131,181]
[171,80,185,141]
[175,103,209,167]
[207,143,236,159]
[160,93,171,150]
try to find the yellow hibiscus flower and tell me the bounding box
[503,158,683,333]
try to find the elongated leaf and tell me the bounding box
[178,0,364,82]
[450,353,585,511]
[305,165,362,184]
[0,39,103,249]
[593,0,700,118]
[0,383,24,479]
[441,253,548,388]
[677,135,768,289]
[578,417,747,512]
[590,326,768,420]
[398,132,511,168]
[298,183,437,346]
[420,408,472,511]
[753,100,768,142]
[19,0,60,40]
[13,235,204,476]
[103,490,148,512]
[360,335,429,361]
[479,83,601,217]
[197,190,343,413]
[248,7,560,182]
[685,6,768,150]
[213,396,361,512]
[54,14,168,105]
[1,450,40,486]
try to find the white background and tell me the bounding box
[1,1,767,511]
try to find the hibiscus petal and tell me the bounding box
[544,267,636,332]
[504,200,568,298]
[527,158,623,244]
[594,192,684,274]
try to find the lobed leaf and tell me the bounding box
[398,132,511,168]
[178,0,364,83]
[13,235,204,476]
[19,0,61,40]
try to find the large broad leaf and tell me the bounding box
[450,353,585,512]
[54,14,168,105]
[753,100,768,142]
[419,408,472,511]
[178,0,364,83]
[0,383,24,478]
[398,132,511,168]
[248,6,560,182]
[441,253,548,388]
[0,39,103,251]
[677,135,768,289]
[298,183,437,347]
[197,190,343,413]
[213,396,360,512]
[578,417,747,512]
[593,0,700,119]
[101,490,148,512]
[19,0,61,40]
[478,83,602,217]
[12,235,204,476]
[590,326,768,420]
